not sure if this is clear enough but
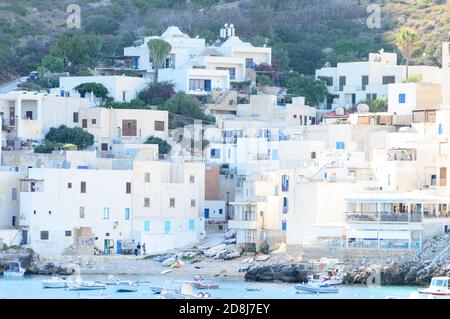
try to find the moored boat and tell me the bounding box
[67,281,107,291]
[3,260,25,278]
[116,285,138,293]
[417,277,450,299]
[295,283,339,294]
[42,275,70,288]
[160,284,212,299]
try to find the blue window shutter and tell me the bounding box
[336,141,345,150]
[438,124,443,135]
[282,221,287,231]
[164,220,171,234]
[188,219,195,231]
[272,149,279,160]
[144,220,150,232]
[125,208,130,220]
[399,93,406,104]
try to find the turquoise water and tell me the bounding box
[0,275,420,299]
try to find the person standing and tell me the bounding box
[142,243,146,255]
[137,242,141,256]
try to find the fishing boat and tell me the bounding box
[3,260,25,278]
[67,281,107,291]
[116,285,138,293]
[245,287,262,292]
[295,283,339,294]
[150,287,163,294]
[192,280,219,289]
[42,275,71,288]
[160,284,212,299]
[417,277,450,299]
[307,258,345,286]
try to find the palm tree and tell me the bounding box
[147,39,172,83]
[395,28,417,80]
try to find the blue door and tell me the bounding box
[204,208,210,218]
[116,240,122,254]
[204,80,212,92]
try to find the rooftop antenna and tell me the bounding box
[220,23,235,41]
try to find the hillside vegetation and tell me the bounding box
[0,0,449,83]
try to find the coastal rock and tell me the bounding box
[244,264,312,283]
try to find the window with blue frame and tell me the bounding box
[125,208,130,220]
[144,220,150,232]
[438,124,444,135]
[283,197,288,213]
[398,93,406,104]
[103,208,110,220]
[336,141,345,150]
[188,219,195,231]
[271,149,279,160]
[164,220,171,234]
[210,148,220,159]
[281,175,289,192]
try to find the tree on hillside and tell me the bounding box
[137,81,175,105]
[158,92,215,128]
[281,73,328,107]
[45,125,94,149]
[74,82,109,101]
[41,55,65,73]
[147,39,172,82]
[51,33,102,67]
[145,136,172,155]
[396,28,417,79]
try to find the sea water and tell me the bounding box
[0,274,420,299]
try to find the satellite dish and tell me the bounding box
[357,103,369,113]
[335,107,345,116]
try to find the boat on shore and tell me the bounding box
[191,275,219,289]
[417,277,450,299]
[67,281,107,291]
[295,283,339,294]
[3,260,25,278]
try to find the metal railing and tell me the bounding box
[345,212,422,223]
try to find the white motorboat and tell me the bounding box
[3,260,25,278]
[67,281,107,291]
[42,275,70,288]
[417,277,450,299]
[160,284,212,299]
[295,283,339,294]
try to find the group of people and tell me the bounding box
[134,242,146,256]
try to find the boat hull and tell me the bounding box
[295,284,339,294]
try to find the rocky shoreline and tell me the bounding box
[1,233,449,286]
[245,233,450,286]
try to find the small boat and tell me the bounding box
[161,269,173,275]
[160,284,212,299]
[67,281,107,291]
[418,277,450,299]
[116,285,138,293]
[245,287,262,292]
[295,283,339,294]
[161,257,176,267]
[192,280,219,289]
[42,275,69,288]
[150,287,163,294]
[3,260,25,278]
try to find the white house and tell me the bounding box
[124,25,271,95]
[388,82,442,115]
[77,107,169,151]
[315,50,442,110]
[0,91,93,143]
[57,76,149,103]
[17,155,205,256]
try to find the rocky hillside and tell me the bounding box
[0,0,448,83]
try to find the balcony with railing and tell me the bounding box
[345,212,422,223]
